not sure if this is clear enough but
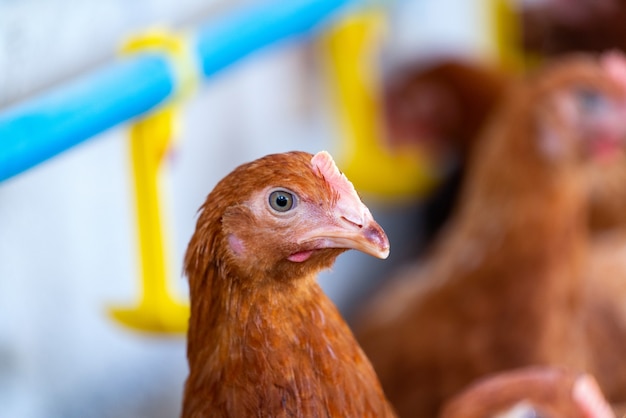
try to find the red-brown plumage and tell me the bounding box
[383,59,510,159]
[182,151,395,417]
[381,59,512,247]
[382,57,626,246]
[353,53,626,418]
[582,229,626,402]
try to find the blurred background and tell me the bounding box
[0,0,598,416]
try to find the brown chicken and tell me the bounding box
[181,151,396,417]
[566,57,626,396]
[440,367,615,418]
[383,58,510,160]
[587,152,626,231]
[382,58,511,247]
[382,56,626,248]
[582,230,626,403]
[353,53,626,418]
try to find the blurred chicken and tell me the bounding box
[353,53,626,417]
[587,154,626,231]
[440,367,615,418]
[181,151,395,417]
[382,56,626,247]
[582,227,626,403]
[383,58,509,160]
[382,58,510,247]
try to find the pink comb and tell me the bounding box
[311,151,359,202]
[310,151,369,227]
[601,51,626,92]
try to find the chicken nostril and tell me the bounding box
[341,216,363,229]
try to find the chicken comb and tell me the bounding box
[572,374,616,418]
[311,151,369,226]
[311,151,358,200]
[601,51,626,93]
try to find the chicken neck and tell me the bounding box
[433,140,590,367]
[184,265,393,417]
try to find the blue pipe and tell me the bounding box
[0,0,354,183]
[0,54,174,182]
[196,0,353,77]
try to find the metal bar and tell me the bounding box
[0,0,353,183]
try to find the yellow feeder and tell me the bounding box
[109,30,196,335]
[321,9,441,201]
[489,0,540,71]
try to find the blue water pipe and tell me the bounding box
[0,0,354,182]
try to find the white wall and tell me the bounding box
[0,0,234,107]
[0,0,487,416]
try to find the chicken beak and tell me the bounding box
[298,208,390,260]
[303,150,390,259]
[321,219,390,259]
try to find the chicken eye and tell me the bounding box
[576,87,605,112]
[268,190,296,212]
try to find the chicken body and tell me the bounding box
[182,151,395,418]
[354,54,626,418]
[582,230,626,400]
[587,154,626,231]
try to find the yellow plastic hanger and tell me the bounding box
[490,0,539,71]
[109,30,196,335]
[320,8,440,201]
